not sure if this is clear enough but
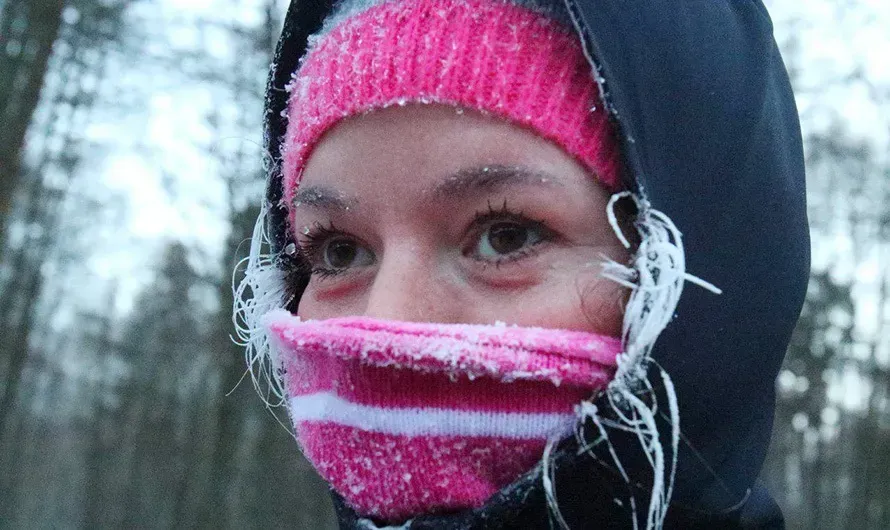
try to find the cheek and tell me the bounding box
[296,283,364,321]
[509,245,629,336]
[573,273,627,336]
[471,267,627,337]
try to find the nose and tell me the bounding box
[363,247,459,324]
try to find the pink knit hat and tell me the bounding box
[281,0,620,234]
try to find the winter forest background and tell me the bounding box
[0,0,887,528]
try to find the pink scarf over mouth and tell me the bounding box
[264,309,620,522]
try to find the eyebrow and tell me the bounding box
[293,185,358,211]
[292,165,563,212]
[429,165,564,201]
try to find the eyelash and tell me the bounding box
[295,199,554,279]
[295,222,354,279]
[466,199,553,268]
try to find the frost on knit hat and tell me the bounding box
[280,0,621,237]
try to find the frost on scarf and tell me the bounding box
[263,311,621,521]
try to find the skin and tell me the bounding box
[293,104,628,336]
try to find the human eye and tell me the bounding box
[296,222,375,278]
[465,199,555,267]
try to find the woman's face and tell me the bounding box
[293,104,628,335]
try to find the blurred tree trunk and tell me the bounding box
[0,0,65,235]
[0,0,122,441]
[81,296,121,528]
[0,16,92,438]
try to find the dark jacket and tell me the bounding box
[262,0,810,527]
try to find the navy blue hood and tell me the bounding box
[261,0,809,527]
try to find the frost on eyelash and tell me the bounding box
[543,191,722,530]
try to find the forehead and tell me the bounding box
[299,104,592,201]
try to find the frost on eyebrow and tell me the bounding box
[292,185,357,212]
[427,165,564,202]
[294,166,562,214]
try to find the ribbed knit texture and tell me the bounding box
[281,0,620,231]
[265,310,620,521]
